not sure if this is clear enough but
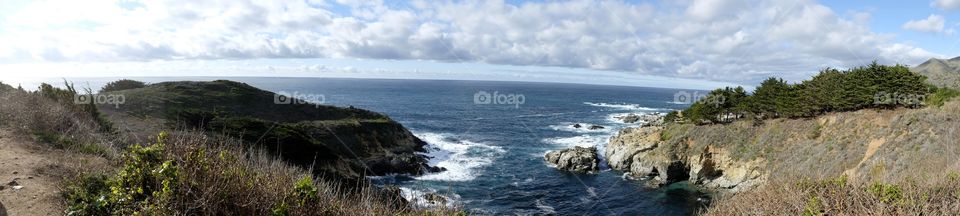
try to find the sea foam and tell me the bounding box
[415,132,505,182]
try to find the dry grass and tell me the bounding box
[151,131,461,215]
[704,171,960,215]
[0,84,119,157]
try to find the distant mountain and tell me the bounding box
[911,57,960,90]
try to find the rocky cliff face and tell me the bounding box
[606,100,960,193]
[605,126,766,192]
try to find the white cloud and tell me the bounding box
[902,14,948,34]
[0,0,943,84]
[932,0,960,10]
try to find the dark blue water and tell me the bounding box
[5,77,703,215]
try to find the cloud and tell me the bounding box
[902,14,948,34]
[0,0,943,84]
[932,0,960,10]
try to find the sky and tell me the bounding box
[0,0,959,90]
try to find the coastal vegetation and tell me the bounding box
[671,62,948,124]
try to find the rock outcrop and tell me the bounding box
[613,113,665,126]
[605,126,766,192]
[544,146,600,173]
[97,80,443,181]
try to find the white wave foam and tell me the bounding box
[399,187,460,208]
[583,102,658,111]
[542,134,608,149]
[415,132,505,182]
[547,123,613,133]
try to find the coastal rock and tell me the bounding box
[605,127,661,172]
[423,193,448,206]
[639,113,664,126]
[0,200,5,216]
[613,113,665,126]
[604,126,766,192]
[688,146,766,192]
[544,146,600,173]
[379,185,409,208]
[588,125,605,130]
[620,114,641,123]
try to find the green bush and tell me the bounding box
[65,132,178,215]
[294,176,319,205]
[925,87,959,107]
[867,182,903,204]
[100,79,146,93]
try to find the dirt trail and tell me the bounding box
[0,129,108,216]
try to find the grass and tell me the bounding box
[704,173,960,215]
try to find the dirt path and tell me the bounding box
[0,129,109,216]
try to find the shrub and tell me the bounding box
[867,183,903,204]
[65,133,177,215]
[100,79,146,93]
[925,87,959,107]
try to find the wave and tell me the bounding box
[399,187,460,208]
[415,132,505,182]
[583,102,659,111]
[542,134,609,149]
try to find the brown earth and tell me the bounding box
[0,129,109,216]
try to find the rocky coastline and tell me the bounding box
[604,126,766,192]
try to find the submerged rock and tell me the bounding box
[588,125,605,130]
[573,123,582,128]
[544,146,600,173]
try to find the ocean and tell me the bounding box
[4,77,705,215]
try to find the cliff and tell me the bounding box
[96,80,440,181]
[605,99,960,192]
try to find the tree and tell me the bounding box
[101,79,147,93]
[751,77,791,118]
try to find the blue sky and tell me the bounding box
[0,0,957,90]
[823,0,960,56]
